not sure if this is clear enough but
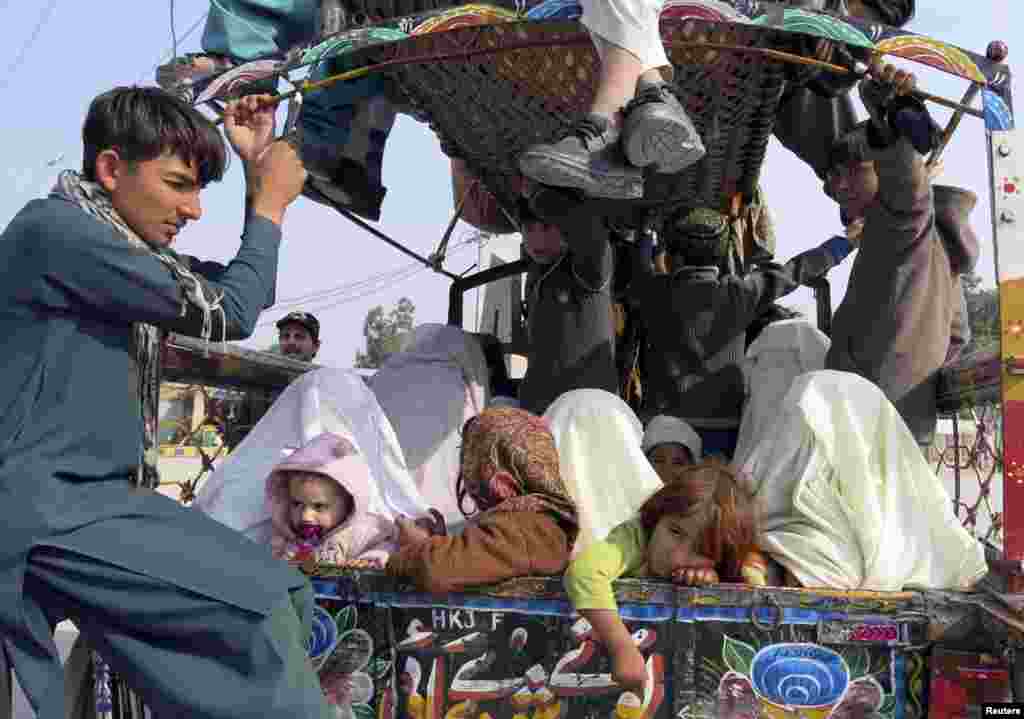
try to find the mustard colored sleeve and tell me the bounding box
[564,519,648,611]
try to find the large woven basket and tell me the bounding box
[347,16,802,223]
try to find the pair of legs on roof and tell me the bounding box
[158,0,393,221]
[518,0,706,199]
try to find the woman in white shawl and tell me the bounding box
[194,368,430,544]
[732,317,831,467]
[543,389,664,555]
[369,324,493,530]
[738,370,986,591]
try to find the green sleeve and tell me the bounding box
[564,519,648,611]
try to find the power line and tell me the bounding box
[136,10,208,85]
[273,263,426,307]
[256,234,485,327]
[170,0,179,61]
[0,0,59,92]
[256,264,425,328]
[270,233,485,308]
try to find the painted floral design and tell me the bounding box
[716,635,897,719]
[311,605,340,668]
[830,677,885,719]
[750,643,849,709]
[309,604,392,719]
[717,670,758,719]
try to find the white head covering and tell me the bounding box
[732,319,830,467]
[369,324,491,529]
[543,389,664,556]
[642,415,702,460]
[195,368,429,545]
[739,370,986,591]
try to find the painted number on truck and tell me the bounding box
[817,621,905,645]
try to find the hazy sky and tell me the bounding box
[0,2,1019,368]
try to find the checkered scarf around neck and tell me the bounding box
[457,406,577,539]
[52,169,226,488]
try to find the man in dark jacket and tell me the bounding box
[824,60,978,451]
[0,87,334,718]
[626,207,854,458]
[516,189,621,415]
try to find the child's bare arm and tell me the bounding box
[580,609,647,693]
[565,522,649,690]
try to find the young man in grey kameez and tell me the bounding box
[824,61,978,453]
[0,87,335,718]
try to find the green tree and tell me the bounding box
[354,297,416,369]
[962,272,998,356]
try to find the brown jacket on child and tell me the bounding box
[387,406,577,593]
[387,510,570,593]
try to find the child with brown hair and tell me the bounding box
[564,460,767,691]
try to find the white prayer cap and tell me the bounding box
[642,415,702,461]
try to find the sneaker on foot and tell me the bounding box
[622,80,706,175]
[518,114,644,200]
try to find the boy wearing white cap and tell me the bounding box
[642,414,702,484]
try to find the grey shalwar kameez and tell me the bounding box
[518,210,618,416]
[825,141,977,449]
[0,196,330,719]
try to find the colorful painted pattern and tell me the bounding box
[411,4,518,34]
[300,572,943,719]
[751,7,873,49]
[193,59,286,105]
[995,129,1024,559]
[660,0,750,23]
[874,35,985,83]
[186,0,1013,131]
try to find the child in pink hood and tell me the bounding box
[266,432,401,568]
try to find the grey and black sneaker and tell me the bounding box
[518,114,644,200]
[622,80,706,175]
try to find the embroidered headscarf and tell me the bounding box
[51,170,226,488]
[456,406,577,537]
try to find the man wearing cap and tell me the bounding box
[626,206,855,459]
[277,310,321,363]
[823,60,978,452]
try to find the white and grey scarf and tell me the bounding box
[52,170,225,488]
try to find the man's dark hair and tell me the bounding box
[663,207,732,269]
[82,86,227,186]
[860,0,914,27]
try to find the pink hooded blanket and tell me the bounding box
[266,432,396,566]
